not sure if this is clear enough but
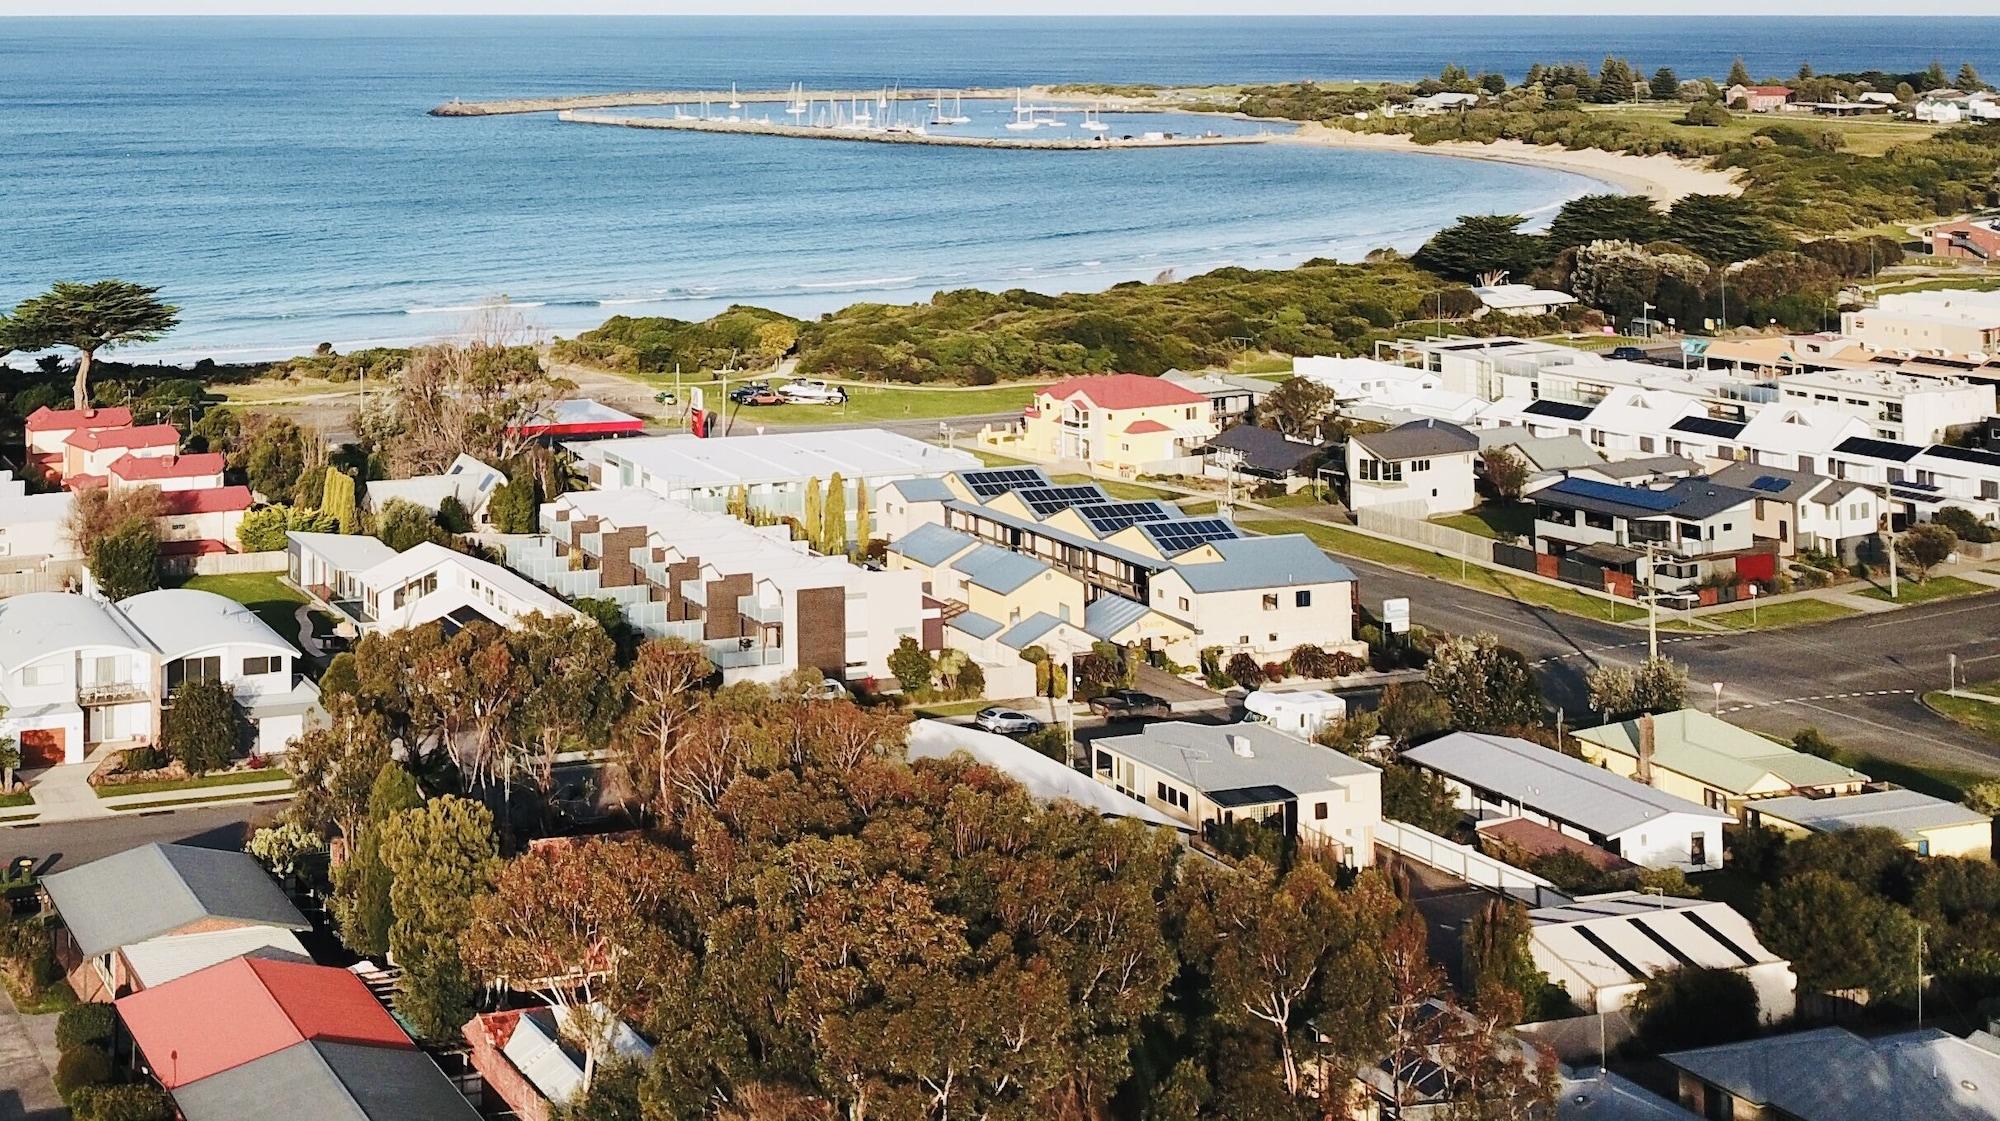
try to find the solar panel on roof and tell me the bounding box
[1671,416,1746,438]
[1835,436,1921,462]
[1525,400,1592,421]
[1140,517,1243,553]
[1014,484,1107,518]
[1925,444,2000,469]
[1075,501,1175,533]
[959,467,1051,498]
[1546,477,1681,512]
[1748,475,1792,494]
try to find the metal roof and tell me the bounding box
[949,544,1050,594]
[1710,461,1826,504]
[998,612,1066,650]
[1750,789,1989,843]
[1404,732,1728,837]
[1170,535,1356,592]
[1529,892,1784,996]
[118,927,312,991]
[1083,594,1151,640]
[905,718,1186,831]
[1351,418,1481,460]
[1539,477,1756,522]
[43,843,310,959]
[1664,1028,2000,1121]
[287,531,398,574]
[171,1039,483,1121]
[947,611,1003,640]
[885,476,956,503]
[1096,721,1376,799]
[0,592,155,672]
[890,522,979,568]
[1574,709,1866,795]
[1204,425,1330,475]
[118,589,298,661]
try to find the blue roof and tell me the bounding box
[950,544,1050,594]
[1544,476,1682,512]
[999,612,1066,650]
[1084,595,1151,640]
[892,522,978,567]
[886,477,955,503]
[1172,535,1356,592]
[949,611,1003,640]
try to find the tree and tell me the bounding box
[330,762,422,958]
[1425,634,1544,731]
[373,498,446,552]
[1727,57,1752,87]
[1547,194,1664,250]
[160,679,243,774]
[238,416,320,504]
[1677,99,1732,127]
[487,466,538,534]
[1964,781,2000,817]
[67,1084,175,1121]
[1649,66,1680,99]
[379,795,500,1039]
[237,504,337,552]
[1759,870,1919,997]
[1259,376,1337,438]
[1586,656,1688,718]
[801,475,822,548]
[1479,447,1529,503]
[821,471,847,554]
[64,484,163,556]
[1665,195,1789,262]
[89,519,159,602]
[887,634,934,695]
[436,493,473,534]
[1896,522,1957,582]
[1376,681,1454,745]
[1630,967,1759,1053]
[852,476,871,553]
[611,638,715,818]
[356,307,574,476]
[1957,62,1986,92]
[247,821,326,887]
[5,280,179,409]
[283,694,392,839]
[1412,215,1545,282]
[320,467,358,533]
[1381,763,1463,834]
[0,705,18,791]
[1924,59,1950,91]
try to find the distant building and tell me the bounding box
[1842,290,2000,363]
[1006,374,1218,476]
[1530,475,1767,594]
[506,397,646,442]
[1725,84,1794,112]
[1161,369,1265,427]
[22,405,135,481]
[1747,789,1992,859]
[1665,1026,2000,1121]
[1470,282,1578,317]
[0,468,76,564]
[1529,892,1797,1021]
[1201,424,1333,488]
[1573,709,1867,814]
[1776,367,1996,445]
[363,454,507,528]
[1926,217,2000,262]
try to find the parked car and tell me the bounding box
[1087,689,1171,720]
[799,677,849,702]
[1608,345,1650,362]
[728,381,772,404]
[780,379,847,405]
[972,707,1043,735]
[742,390,785,406]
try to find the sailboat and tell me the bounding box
[850,94,875,129]
[786,82,809,120]
[931,89,971,126]
[728,82,742,110]
[1005,88,1038,131]
[1080,105,1108,133]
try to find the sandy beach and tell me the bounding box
[1272,123,1743,205]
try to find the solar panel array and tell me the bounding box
[960,467,1051,498]
[1925,444,2000,469]
[1546,477,1682,512]
[1140,517,1243,554]
[1748,475,1792,494]
[1015,484,1108,518]
[1835,436,1921,462]
[1075,501,1176,534]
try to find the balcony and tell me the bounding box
[708,639,784,671]
[77,681,150,706]
[735,595,785,626]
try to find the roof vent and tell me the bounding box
[1228,734,1255,759]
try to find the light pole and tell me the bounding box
[1712,681,1724,714]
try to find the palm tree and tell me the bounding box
[7,280,180,409]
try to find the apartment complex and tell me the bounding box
[288,534,577,635]
[1842,289,2000,361]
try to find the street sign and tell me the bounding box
[1382,597,1410,634]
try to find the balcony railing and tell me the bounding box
[77,681,150,706]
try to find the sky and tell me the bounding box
[3,1,1991,14]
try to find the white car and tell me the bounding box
[800,677,849,701]
[972,707,1043,735]
[779,379,847,405]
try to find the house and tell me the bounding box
[1725,84,1794,112]
[1665,1027,2000,1121]
[507,487,927,683]
[1747,789,1992,859]
[170,1039,482,1121]
[1842,290,2000,362]
[1090,720,1382,863]
[1470,282,1578,317]
[61,423,180,482]
[1579,389,1707,458]
[1708,461,1881,561]
[573,428,978,543]
[1296,355,1486,427]
[1475,430,1604,477]
[1827,436,2000,531]
[1005,374,1218,476]
[1573,709,1868,814]
[1778,367,1997,445]
[1735,403,1870,476]
[1161,369,1265,426]
[41,842,312,1001]
[465,1003,654,1121]
[1394,91,1483,116]
[1403,732,1730,871]
[1528,893,1797,1021]
[288,534,578,636]
[69,451,227,493]
[362,454,507,528]
[0,589,320,766]
[1556,1070,1701,1121]
[1926,217,2000,263]
[506,397,646,442]
[157,484,256,559]
[1345,419,1481,516]
[117,926,312,992]
[22,405,134,480]
[1202,424,1333,488]
[117,957,413,1088]
[1530,476,1767,594]
[0,469,77,564]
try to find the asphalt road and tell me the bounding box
[1340,551,2000,775]
[2,802,282,876]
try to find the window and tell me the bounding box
[1178,597,1190,611]
[1410,459,1430,473]
[1295,590,1311,608]
[166,656,222,691]
[21,662,64,687]
[1315,802,1329,820]
[1262,593,1279,611]
[242,656,282,676]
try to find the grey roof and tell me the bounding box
[892,522,979,567]
[1083,594,1151,640]
[1205,425,1330,475]
[1403,732,1728,837]
[1709,461,1829,504]
[1587,455,1703,481]
[1665,1028,2000,1121]
[949,543,1052,594]
[1557,1072,1702,1121]
[1352,418,1480,460]
[948,611,1003,640]
[1538,476,1756,522]
[119,588,298,660]
[172,1040,483,1121]
[1750,789,1989,843]
[886,476,956,503]
[1477,431,1604,473]
[42,843,309,958]
[0,592,155,673]
[998,612,1065,650]
[944,500,1166,572]
[1171,535,1356,592]
[1813,479,1872,506]
[1097,721,1377,800]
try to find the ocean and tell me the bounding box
[4,16,1996,363]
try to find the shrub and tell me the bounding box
[1225,652,1265,690]
[70,1084,176,1121]
[1936,505,1999,545]
[161,679,245,775]
[54,1045,114,1103]
[1022,726,1071,763]
[56,1003,115,1051]
[120,745,166,773]
[1261,661,1285,683]
[1328,651,1369,677]
[1289,644,1332,678]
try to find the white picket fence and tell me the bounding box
[1376,820,1571,907]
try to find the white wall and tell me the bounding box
[1345,448,1478,516]
[1147,572,1362,663]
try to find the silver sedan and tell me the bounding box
[972,707,1043,735]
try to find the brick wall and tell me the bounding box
[703,572,753,641]
[795,585,848,678]
[464,1012,553,1121]
[598,526,648,588]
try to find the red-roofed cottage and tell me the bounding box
[158,485,254,555]
[23,406,134,479]
[1726,83,1794,112]
[62,423,180,481]
[106,452,227,492]
[116,956,413,1088]
[1009,374,1217,475]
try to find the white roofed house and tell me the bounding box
[120,589,325,756]
[362,454,507,528]
[287,533,578,636]
[0,469,77,565]
[1578,389,1706,459]
[1734,403,1870,475]
[1344,419,1481,516]
[1526,893,1797,1021]
[0,592,160,767]
[1469,282,1577,318]
[1777,367,1997,445]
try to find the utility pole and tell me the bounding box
[1645,540,1658,660]
[1917,922,1927,1026]
[1881,483,1899,600]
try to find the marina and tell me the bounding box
[556,107,1269,150]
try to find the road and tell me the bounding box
[1338,549,2000,774]
[2,802,281,876]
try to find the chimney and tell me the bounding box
[1228,733,1255,759]
[1636,712,1656,786]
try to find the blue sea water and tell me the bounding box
[3,16,1996,362]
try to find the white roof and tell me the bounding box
[119,926,312,989]
[1472,283,1578,311]
[1581,389,1704,438]
[905,719,1186,831]
[288,531,398,573]
[364,454,505,516]
[0,470,73,532]
[1293,355,1439,393]
[0,592,155,671]
[1243,689,1348,719]
[1529,892,1786,995]
[358,542,575,617]
[1405,732,1728,837]
[1736,403,1870,457]
[1751,788,1990,843]
[576,428,979,491]
[118,588,297,660]
[501,1004,653,1107]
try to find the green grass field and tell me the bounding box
[180,572,310,636]
[97,767,293,800]
[1927,684,2000,751]
[1581,102,1942,157]
[1857,575,1987,606]
[1433,503,1535,541]
[1697,598,1861,631]
[625,374,1040,428]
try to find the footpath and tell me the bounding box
[3,760,294,828]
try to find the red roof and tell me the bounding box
[1740,85,1793,97]
[65,473,108,490]
[1041,374,1204,411]
[116,957,412,1088]
[110,452,225,482]
[24,405,133,433]
[1123,419,1171,434]
[64,424,180,452]
[159,485,254,515]
[1477,818,1635,872]
[159,538,231,557]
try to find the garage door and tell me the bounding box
[19,728,65,769]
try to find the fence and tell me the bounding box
[0,560,83,598]
[1375,820,1571,908]
[187,551,288,577]
[1353,500,1495,561]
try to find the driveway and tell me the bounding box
[0,986,64,1121]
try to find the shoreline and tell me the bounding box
[1272,123,1743,205]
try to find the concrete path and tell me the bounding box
[294,604,328,659]
[24,763,110,823]
[0,984,65,1121]
[1959,568,2000,589]
[1814,589,1903,614]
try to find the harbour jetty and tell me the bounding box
[433,86,1054,118]
[555,109,1270,150]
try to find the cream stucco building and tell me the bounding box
[994,374,1218,476]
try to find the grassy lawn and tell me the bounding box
[1250,516,1650,623]
[97,767,293,800]
[0,791,34,809]
[1050,474,1182,501]
[1534,332,1654,352]
[1227,353,1295,375]
[636,376,1040,428]
[1856,575,1986,606]
[910,699,995,719]
[180,572,309,636]
[215,378,361,404]
[1256,490,1340,510]
[1432,503,1535,541]
[1927,685,2000,752]
[1849,749,1996,801]
[964,447,1035,467]
[1872,274,2000,295]
[1580,102,1942,157]
[1697,598,1861,631]
[1177,499,1221,516]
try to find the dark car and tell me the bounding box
[1088,689,1171,720]
[728,382,772,404]
[1608,346,1650,362]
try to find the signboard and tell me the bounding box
[1681,338,1710,359]
[1382,597,1411,634]
[688,387,708,438]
